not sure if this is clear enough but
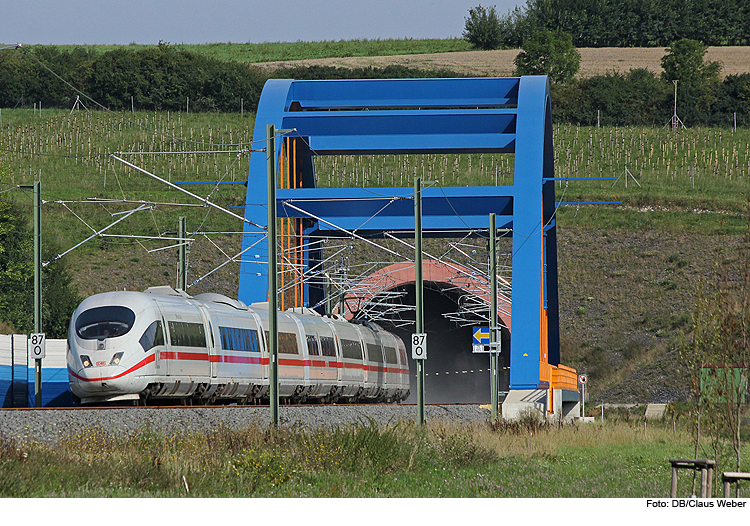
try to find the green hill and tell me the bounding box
[2,105,749,401]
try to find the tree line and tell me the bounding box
[1,43,748,128]
[0,45,461,114]
[0,44,266,113]
[472,0,750,48]
[552,70,750,128]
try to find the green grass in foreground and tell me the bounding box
[47,38,474,64]
[3,417,744,498]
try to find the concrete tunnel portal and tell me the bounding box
[341,261,511,404]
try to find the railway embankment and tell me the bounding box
[0,404,491,445]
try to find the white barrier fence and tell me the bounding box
[0,334,72,407]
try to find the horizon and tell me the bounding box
[1,1,525,46]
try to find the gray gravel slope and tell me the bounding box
[0,404,491,445]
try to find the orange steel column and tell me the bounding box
[279,139,287,311]
[275,137,305,310]
[540,213,552,412]
[292,137,301,308]
[297,140,304,308]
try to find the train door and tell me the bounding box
[163,302,211,379]
[332,320,365,398]
[276,312,305,397]
[380,331,401,400]
[146,303,168,377]
[358,326,385,400]
[197,305,218,379]
[303,318,337,398]
[287,315,311,396]
[249,306,270,383]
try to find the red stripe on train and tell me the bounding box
[160,351,209,361]
[70,351,409,381]
[68,354,155,382]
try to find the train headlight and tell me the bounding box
[110,352,124,366]
[80,355,93,368]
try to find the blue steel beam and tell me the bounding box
[239,76,560,392]
[276,186,513,235]
[288,77,520,109]
[281,110,516,155]
[240,78,525,300]
[508,76,557,389]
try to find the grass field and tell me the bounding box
[35,40,750,80]
[45,38,473,64]
[1,42,749,501]
[2,108,750,402]
[3,108,750,302]
[3,415,746,498]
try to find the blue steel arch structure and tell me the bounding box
[239,76,559,392]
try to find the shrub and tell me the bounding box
[661,39,723,124]
[0,198,80,338]
[513,30,580,84]
[463,5,503,50]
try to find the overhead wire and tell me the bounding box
[0,47,273,283]
[2,44,546,318]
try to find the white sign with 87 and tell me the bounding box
[29,333,46,360]
[411,333,427,360]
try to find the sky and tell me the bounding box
[2,0,525,45]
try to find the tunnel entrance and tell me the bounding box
[377,285,510,404]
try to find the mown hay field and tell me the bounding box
[258,46,750,78]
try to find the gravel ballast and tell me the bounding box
[0,404,492,445]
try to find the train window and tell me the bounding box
[367,343,383,363]
[139,321,165,352]
[219,327,260,352]
[306,335,319,356]
[384,346,398,364]
[168,321,207,348]
[398,341,408,364]
[341,339,363,360]
[76,306,136,340]
[279,332,299,354]
[320,336,336,357]
[263,331,300,354]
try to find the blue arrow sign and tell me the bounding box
[473,326,490,345]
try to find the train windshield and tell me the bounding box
[76,306,136,340]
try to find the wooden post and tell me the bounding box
[669,459,716,498]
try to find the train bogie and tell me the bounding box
[67,287,410,405]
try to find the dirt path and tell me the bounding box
[258,46,750,78]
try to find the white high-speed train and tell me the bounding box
[67,286,410,405]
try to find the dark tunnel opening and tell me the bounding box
[377,285,510,404]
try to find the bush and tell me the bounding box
[661,39,723,125]
[0,198,80,338]
[463,5,503,50]
[513,30,580,84]
[552,69,671,126]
